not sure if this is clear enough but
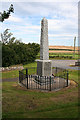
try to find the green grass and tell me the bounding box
[68,69,78,83]
[2,62,37,79]
[21,67,37,75]
[37,52,78,60]
[23,62,37,75]
[23,62,37,68]
[49,53,78,60]
[2,62,79,118]
[2,70,19,79]
[2,81,78,118]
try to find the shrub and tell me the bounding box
[2,43,40,67]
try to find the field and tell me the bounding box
[2,62,80,119]
[49,46,78,60]
[36,46,78,60]
[49,50,76,53]
[49,45,78,51]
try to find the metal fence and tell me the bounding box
[19,67,68,91]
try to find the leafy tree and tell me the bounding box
[2,29,40,67]
[1,29,13,44]
[28,43,40,55]
[0,4,14,22]
[2,45,17,67]
[0,29,21,45]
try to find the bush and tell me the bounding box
[2,43,40,67]
[2,45,17,67]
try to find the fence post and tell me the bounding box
[66,71,68,87]
[56,67,57,75]
[26,69,28,89]
[19,71,20,83]
[50,76,51,91]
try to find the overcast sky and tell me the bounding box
[0,0,79,46]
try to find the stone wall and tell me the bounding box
[0,66,24,72]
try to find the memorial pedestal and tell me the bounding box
[37,60,52,76]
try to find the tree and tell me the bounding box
[1,29,13,44]
[28,43,40,55]
[0,29,21,44]
[1,30,40,67]
[2,45,17,67]
[0,4,14,22]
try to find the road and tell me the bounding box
[51,60,79,70]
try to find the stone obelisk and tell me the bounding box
[37,17,52,76]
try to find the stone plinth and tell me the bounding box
[37,60,52,76]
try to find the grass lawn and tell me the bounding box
[2,70,19,79]
[2,82,79,118]
[2,62,79,118]
[2,62,37,79]
[68,69,78,83]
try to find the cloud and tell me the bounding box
[49,34,77,37]
[7,15,23,22]
[48,18,77,36]
[1,0,79,2]
[0,1,78,46]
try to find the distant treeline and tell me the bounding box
[2,42,40,67]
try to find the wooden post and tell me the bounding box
[19,71,20,83]
[66,71,68,87]
[50,76,51,91]
[26,69,28,89]
[56,67,57,75]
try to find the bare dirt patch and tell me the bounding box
[70,80,78,87]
